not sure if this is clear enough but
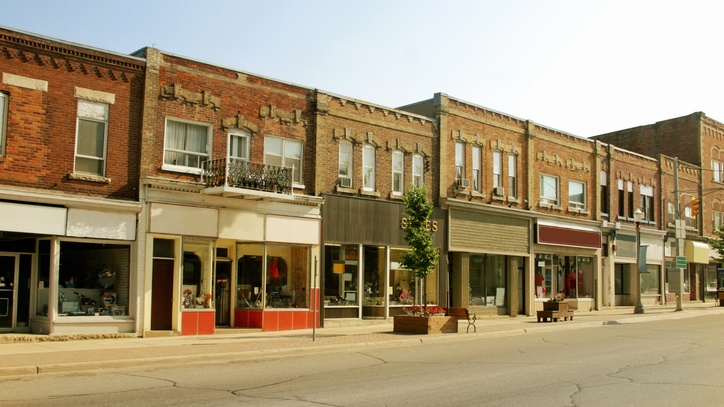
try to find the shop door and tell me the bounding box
[151,259,174,330]
[215,260,231,326]
[614,264,630,306]
[0,255,18,331]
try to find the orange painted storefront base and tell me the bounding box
[181,310,215,336]
[233,289,320,332]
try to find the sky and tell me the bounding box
[1,0,723,138]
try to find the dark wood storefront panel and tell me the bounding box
[449,209,529,255]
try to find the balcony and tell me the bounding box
[201,158,294,201]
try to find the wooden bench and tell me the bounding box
[447,307,477,332]
[536,309,574,322]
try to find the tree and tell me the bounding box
[710,225,724,264]
[400,185,439,313]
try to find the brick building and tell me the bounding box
[0,26,144,334]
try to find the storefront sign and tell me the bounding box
[400,217,438,232]
[537,223,601,249]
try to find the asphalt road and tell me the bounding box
[1,313,723,406]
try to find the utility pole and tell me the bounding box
[674,157,684,311]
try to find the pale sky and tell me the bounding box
[2,0,722,137]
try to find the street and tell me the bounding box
[1,314,724,406]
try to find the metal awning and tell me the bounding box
[685,241,709,264]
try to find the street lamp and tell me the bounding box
[633,208,645,314]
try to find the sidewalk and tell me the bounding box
[1,302,722,377]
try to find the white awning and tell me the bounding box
[685,241,709,264]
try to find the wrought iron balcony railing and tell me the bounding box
[202,158,293,195]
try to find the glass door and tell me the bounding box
[0,255,18,331]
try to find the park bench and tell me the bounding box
[447,307,477,332]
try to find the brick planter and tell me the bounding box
[393,315,458,334]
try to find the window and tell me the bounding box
[264,135,302,184]
[508,155,517,198]
[569,180,586,210]
[713,160,724,183]
[600,171,609,217]
[640,185,654,221]
[713,210,724,232]
[0,93,7,157]
[540,174,559,205]
[472,146,481,192]
[338,140,352,183]
[392,150,404,195]
[493,151,502,188]
[75,99,109,176]
[412,154,423,188]
[228,131,250,161]
[627,181,634,218]
[667,202,676,225]
[455,142,464,180]
[363,144,375,191]
[618,179,625,218]
[164,118,210,172]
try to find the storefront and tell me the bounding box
[611,226,665,307]
[142,185,323,335]
[321,194,446,322]
[534,219,601,312]
[447,204,531,316]
[0,201,139,335]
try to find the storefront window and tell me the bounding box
[363,246,385,306]
[236,243,263,308]
[641,264,660,294]
[182,241,212,309]
[567,256,593,298]
[324,244,359,306]
[705,264,718,293]
[389,249,414,306]
[57,241,130,317]
[266,245,309,308]
[469,254,506,307]
[36,240,51,316]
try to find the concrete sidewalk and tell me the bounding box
[1,302,722,377]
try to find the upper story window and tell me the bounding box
[640,185,654,222]
[228,130,250,161]
[713,160,724,183]
[627,181,634,218]
[455,142,464,180]
[569,180,586,210]
[508,155,518,198]
[392,150,404,195]
[713,210,724,232]
[600,171,609,217]
[0,93,7,157]
[472,146,482,192]
[412,154,423,188]
[493,150,502,188]
[338,140,353,186]
[540,174,559,206]
[264,135,302,184]
[75,99,109,176]
[164,118,211,173]
[363,144,375,191]
[618,179,625,217]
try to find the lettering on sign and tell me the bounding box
[400,217,438,232]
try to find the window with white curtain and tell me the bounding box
[392,150,404,195]
[640,184,654,221]
[569,180,586,209]
[508,155,517,198]
[264,135,302,184]
[493,150,502,188]
[455,142,464,180]
[0,92,7,157]
[164,118,210,172]
[338,140,352,181]
[540,174,559,205]
[472,146,481,192]
[363,144,375,191]
[228,131,250,161]
[75,99,109,176]
[712,160,724,183]
[412,154,423,188]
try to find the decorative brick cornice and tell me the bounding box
[221,113,258,133]
[259,104,307,126]
[491,139,520,154]
[536,151,563,167]
[566,158,591,173]
[160,83,221,111]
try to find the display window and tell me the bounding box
[53,241,131,317]
[181,240,213,309]
[469,254,507,306]
[323,244,359,306]
[363,246,385,306]
[236,243,310,310]
[389,248,414,306]
[641,264,660,294]
[535,254,593,299]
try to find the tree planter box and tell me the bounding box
[393,315,458,334]
[543,301,568,313]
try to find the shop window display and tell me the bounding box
[324,244,359,306]
[55,241,130,317]
[389,248,414,306]
[535,254,593,299]
[469,254,506,306]
[236,243,309,309]
[363,246,385,307]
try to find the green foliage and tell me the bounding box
[710,225,724,263]
[400,186,438,280]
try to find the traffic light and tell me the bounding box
[691,197,700,217]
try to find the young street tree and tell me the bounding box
[400,185,438,313]
[710,225,724,264]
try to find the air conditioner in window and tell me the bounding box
[339,177,352,188]
[493,186,505,196]
[457,178,471,189]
